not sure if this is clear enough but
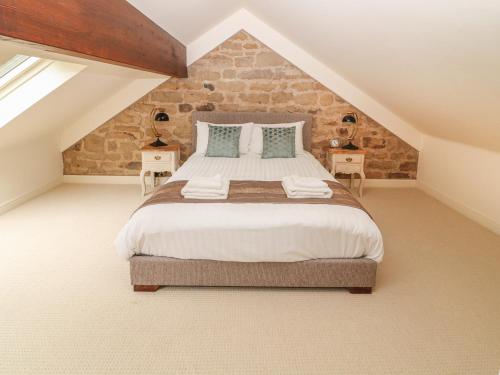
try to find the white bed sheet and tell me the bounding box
[115,153,384,262]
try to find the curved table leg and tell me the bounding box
[140,169,147,196]
[359,170,366,197]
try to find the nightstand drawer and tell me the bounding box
[334,154,363,163]
[142,161,172,173]
[142,151,172,163]
[335,163,363,174]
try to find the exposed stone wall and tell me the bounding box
[63,31,418,179]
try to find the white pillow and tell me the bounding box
[195,121,254,155]
[249,121,305,154]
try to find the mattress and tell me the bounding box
[115,152,384,262]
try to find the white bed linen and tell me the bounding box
[115,153,384,262]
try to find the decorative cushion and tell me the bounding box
[250,121,305,155]
[261,127,296,159]
[206,125,242,158]
[195,121,253,155]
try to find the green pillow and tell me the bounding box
[206,125,242,158]
[262,127,296,159]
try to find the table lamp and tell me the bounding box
[149,108,169,147]
[341,112,359,150]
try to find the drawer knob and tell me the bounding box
[346,157,353,162]
[154,155,161,160]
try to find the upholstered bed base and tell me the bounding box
[130,256,377,294]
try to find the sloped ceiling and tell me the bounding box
[0,41,164,149]
[129,0,500,152]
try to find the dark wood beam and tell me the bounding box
[0,0,187,77]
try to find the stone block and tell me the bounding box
[196,103,216,111]
[243,43,258,49]
[184,92,207,102]
[208,92,224,103]
[319,94,335,106]
[291,82,316,91]
[190,69,221,81]
[84,135,105,153]
[256,52,285,67]
[179,81,204,90]
[203,83,215,91]
[179,103,193,113]
[231,32,248,41]
[235,56,254,67]
[239,93,270,104]
[363,137,387,149]
[400,161,418,171]
[217,81,246,92]
[220,41,243,50]
[249,82,277,92]
[238,69,274,79]
[367,160,398,170]
[150,91,182,103]
[222,69,237,79]
[271,92,293,103]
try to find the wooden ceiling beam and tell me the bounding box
[0,0,187,77]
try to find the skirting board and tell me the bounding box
[0,177,62,215]
[418,180,500,236]
[63,175,417,188]
[63,175,139,184]
[337,178,417,188]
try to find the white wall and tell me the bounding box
[60,76,166,150]
[0,133,62,213]
[418,135,500,235]
[0,40,167,214]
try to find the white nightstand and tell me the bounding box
[140,144,180,195]
[326,149,367,197]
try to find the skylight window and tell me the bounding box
[0,55,30,76]
[0,55,52,100]
[0,55,40,88]
[0,55,85,129]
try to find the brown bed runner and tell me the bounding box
[136,180,371,218]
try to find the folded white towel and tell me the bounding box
[290,174,328,189]
[183,174,223,190]
[182,178,230,200]
[183,192,229,199]
[282,176,332,199]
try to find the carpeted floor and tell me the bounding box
[0,184,499,375]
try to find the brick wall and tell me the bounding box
[63,31,418,178]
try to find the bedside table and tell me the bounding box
[326,149,367,197]
[140,144,180,195]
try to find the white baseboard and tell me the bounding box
[418,180,500,236]
[0,177,63,215]
[64,175,418,188]
[338,178,417,188]
[63,175,140,184]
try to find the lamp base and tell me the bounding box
[342,141,359,150]
[149,137,168,147]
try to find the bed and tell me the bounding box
[115,112,383,294]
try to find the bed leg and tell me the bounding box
[133,285,160,292]
[347,287,372,294]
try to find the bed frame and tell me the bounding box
[130,111,378,294]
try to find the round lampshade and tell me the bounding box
[342,114,357,124]
[154,112,169,122]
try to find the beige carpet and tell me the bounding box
[0,184,499,375]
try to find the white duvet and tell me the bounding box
[115,153,384,262]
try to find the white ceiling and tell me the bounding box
[129,0,500,152]
[127,0,243,44]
